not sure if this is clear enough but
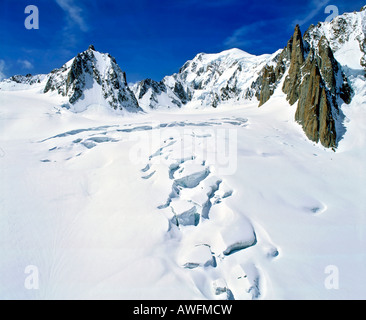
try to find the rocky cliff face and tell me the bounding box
[44,45,141,113]
[296,49,337,148]
[282,25,305,106]
[257,48,288,106]
[292,30,351,148]
[253,20,354,148]
[283,27,351,148]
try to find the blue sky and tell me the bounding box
[0,0,365,83]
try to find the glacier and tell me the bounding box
[0,6,365,300]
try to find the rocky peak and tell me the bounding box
[253,22,354,149]
[44,46,141,112]
[282,25,305,105]
[291,25,305,60]
[291,29,352,148]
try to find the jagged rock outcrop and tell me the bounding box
[44,45,141,112]
[282,27,338,148]
[257,65,277,106]
[255,24,353,148]
[257,49,288,106]
[296,51,337,148]
[136,78,166,100]
[282,25,305,105]
[291,31,351,148]
[317,37,353,104]
[172,81,192,105]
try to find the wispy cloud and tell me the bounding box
[18,59,34,70]
[224,21,268,48]
[55,0,89,32]
[0,60,6,80]
[292,0,331,27]
[223,18,288,53]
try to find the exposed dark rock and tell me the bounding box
[258,65,276,106]
[296,55,337,148]
[254,24,353,149]
[255,45,290,106]
[317,36,352,104]
[221,82,240,101]
[173,81,191,104]
[283,25,305,105]
[294,35,353,148]
[9,74,41,85]
[137,78,167,99]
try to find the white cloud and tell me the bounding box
[55,0,89,32]
[18,59,34,70]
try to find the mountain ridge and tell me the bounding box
[1,6,365,149]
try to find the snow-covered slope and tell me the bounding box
[0,81,365,299]
[0,6,365,301]
[0,74,48,91]
[132,48,280,110]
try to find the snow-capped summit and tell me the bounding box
[303,6,366,72]
[132,48,279,110]
[43,45,141,113]
[167,48,278,107]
